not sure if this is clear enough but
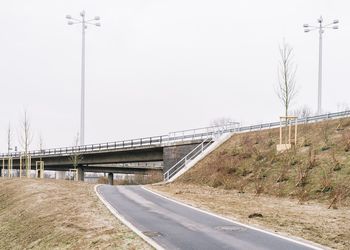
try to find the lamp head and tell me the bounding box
[318,16,323,23]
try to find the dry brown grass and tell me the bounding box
[150,183,350,250]
[177,117,350,206]
[0,179,151,250]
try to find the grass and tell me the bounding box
[0,179,151,250]
[176,117,350,207]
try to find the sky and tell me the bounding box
[0,0,349,152]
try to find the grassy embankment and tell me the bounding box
[0,179,151,250]
[151,117,350,249]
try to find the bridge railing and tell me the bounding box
[167,122,240,143]
[1,110,349,158]
[0,135,167,158]
[0,123,240,158]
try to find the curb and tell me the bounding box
[94,184,164,250]
[142,186,326,250]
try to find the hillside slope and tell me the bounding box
[0,179,151,250]
[178,117,350,205]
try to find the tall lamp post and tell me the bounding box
[66,11,101,145]
[303,16,339,115]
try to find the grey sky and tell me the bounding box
[0,0,349,152]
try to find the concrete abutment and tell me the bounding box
[108,173,113,185]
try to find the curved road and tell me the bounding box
[97,185,322,250]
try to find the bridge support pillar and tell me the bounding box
[108,173,113,185]
[77,167,84,182]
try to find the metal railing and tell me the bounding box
[235,110,350,133]
[164,137,214,181]
[0,123,239,158]
[1,110,349,159]
[167,122,240,143]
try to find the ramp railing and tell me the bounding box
[163,136,214,181]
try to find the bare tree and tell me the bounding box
[276,41,297,117]
[70,133,83,169]
[38,133,44,152]
[7,122,12,154]
[19,111,33,155]
[293,106,312,118]
[210,117,238,135]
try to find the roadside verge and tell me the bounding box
[143,185,326,250]
[94,184,164,250]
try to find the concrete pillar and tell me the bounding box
[108,173,113,185]
[56,171,66,180]
[77,167,85,182]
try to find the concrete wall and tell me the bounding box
[163,143,200,173]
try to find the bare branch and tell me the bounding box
[7,122,12,154]
[19,111,34,155]
[276,41,298,117]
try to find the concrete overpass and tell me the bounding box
[1,123,238,183]
[2,139,202,181]
[2,110,349,184]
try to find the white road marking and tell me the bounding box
[142,186,326,250]
[94,184,165,250]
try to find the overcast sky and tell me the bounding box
[0,0,349,152]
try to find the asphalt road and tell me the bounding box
[97,185,321,250]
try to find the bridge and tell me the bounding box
[1,110,349,184]
[0,123,239,183]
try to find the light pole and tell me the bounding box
[303,16,339,115]
[66,11,101,145]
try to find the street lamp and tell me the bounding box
[66,11,101,145]
[303,16,339,115]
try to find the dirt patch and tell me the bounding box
[149,183,350,250]
[0,179,151,250]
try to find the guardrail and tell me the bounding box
[1,110,349,158]
[0,123,239,158]
[236,110,350,133]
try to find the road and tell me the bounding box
[96,185,322,250]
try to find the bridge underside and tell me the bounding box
[2,141,201,181]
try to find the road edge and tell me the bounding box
[94,184,164,250]
[142,186,326,250]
